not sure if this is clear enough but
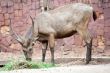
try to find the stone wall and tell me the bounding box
[0,0,109,59]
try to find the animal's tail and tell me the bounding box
[93,11,97,21]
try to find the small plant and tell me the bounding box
[0,60,55,71]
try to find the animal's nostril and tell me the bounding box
[28,47,32,51]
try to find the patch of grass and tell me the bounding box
[0,60,55,71]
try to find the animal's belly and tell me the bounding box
[38,30,77,41]
[56,30,77,38]
[55,23,77,38]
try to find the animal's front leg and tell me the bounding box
[42,41,48,62]
[49,34,55,66]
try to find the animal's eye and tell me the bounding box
[32,42,35,46]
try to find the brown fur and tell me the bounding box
[10,3,98,65]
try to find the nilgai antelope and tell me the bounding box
[10,3,98,65]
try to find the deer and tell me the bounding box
[10,3,99,65]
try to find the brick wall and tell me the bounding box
[0,0,109,58]
[103,0,110,55]
[0,0,41,52]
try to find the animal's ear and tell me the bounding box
[25,16,34,40]
[9,19,24,44]
[95,11,103,19]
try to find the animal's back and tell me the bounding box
[47,3,93,27]
[49,3,93,14]
[35,3,93,39]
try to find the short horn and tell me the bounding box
[9,19,23,43]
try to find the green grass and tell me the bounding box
[0,60,55,71]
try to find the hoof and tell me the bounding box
[86,60,90,64]
[26,58,32,61]
[85,59,91,64]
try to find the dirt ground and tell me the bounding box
[0,52,110,66]
[0,51,110,73]
[0,63,110,73]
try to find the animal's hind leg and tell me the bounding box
[41,41,48,62]
[76,16,92,64]
[86,36,92,64]
[83,31,92,64]
[77,29,92,64]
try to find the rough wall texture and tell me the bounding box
[103,0,110,56]
[0,0,109,60]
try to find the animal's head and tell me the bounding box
[17,28,34,49]
[9,17,35,51]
